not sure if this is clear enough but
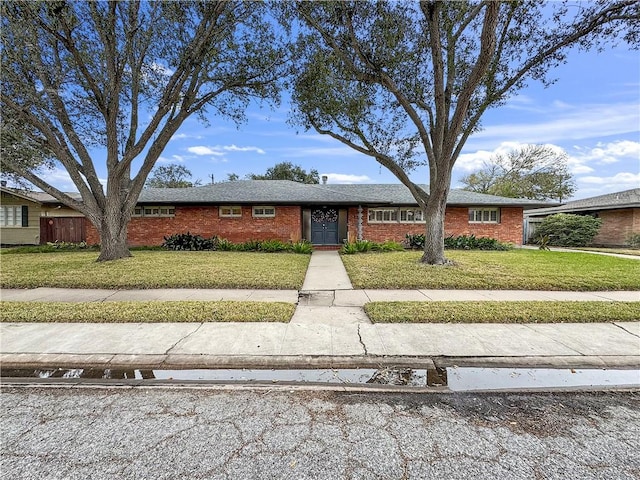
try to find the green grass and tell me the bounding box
[0,301,295,323]
[0,251,310,289]
[365,301,640,323]
[341,250,640,290]
[571,247,640,256]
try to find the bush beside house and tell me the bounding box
[536,213,602,247]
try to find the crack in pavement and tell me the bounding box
[164,323,204,355]
[357,325,369,356]
[612,322,640,339]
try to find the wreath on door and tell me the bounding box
[311,209,338,223]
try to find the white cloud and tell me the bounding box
[467,102,639,150]
[322,173,371,184]
[581,140,640,165]
[221,144,265,154]
[454,141,567,173]
[171,133,203,141]
[187,145,265,156]
[187,146,225,156]
[579,171,640,186]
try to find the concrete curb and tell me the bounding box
[2,353,638,370]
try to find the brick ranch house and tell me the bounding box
[2,181,550,247]
[524,188,640,247]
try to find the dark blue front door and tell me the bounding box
[311,208,339,244]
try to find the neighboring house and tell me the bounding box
[524,188,640,247]
[1,186,84,245]
[1,181,549,247]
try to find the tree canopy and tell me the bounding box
[461,145,575,202]
[286,0,638,264]
[1,0,283,260]
[246,162,320,183]
[145,164,201,188]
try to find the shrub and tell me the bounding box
[290,240,313,254]
[405,233,425,250]
[162,232,217,251]
[372,240,405,252]
[535,214,602,247]
[626,233,640,248]
[341,242,359,254]
[444,234,512,251]
[259,239,289,252]
[216,238,238,251]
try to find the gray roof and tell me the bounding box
[139,180,550,207]
[6,181,553,208]
[525,188,640,216]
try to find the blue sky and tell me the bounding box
[47,40,639,201]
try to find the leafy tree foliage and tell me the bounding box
[246,162,319,183]
[226,173,240,181]
[536,213,602,247]
[285,1,638,264]
[461,145,575,202]
[1,1,283,260]
[146,164,200,188]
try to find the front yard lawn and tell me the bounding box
[365,301,640,323]
[341,250,640,290]
[0,301,295,323]
[0,251,310,289]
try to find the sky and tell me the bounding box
[44,37,639,202]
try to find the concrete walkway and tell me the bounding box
[1,251,639,370]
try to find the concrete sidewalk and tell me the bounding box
[1,287,637,304]
[1,251,639,371]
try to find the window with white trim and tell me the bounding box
[219,206,242,218]
[252,206,275,218]
[368,208,398,223]
[468,208,500,224]
[399,208,424,223]
[368,207,424,223]
[0,205,23,227]
[132,206,175,217]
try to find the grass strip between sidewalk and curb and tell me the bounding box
[0,251,310,290]
[364,301,640,323]
[341,250,640,290]
[0,301,296,323]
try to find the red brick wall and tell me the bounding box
[592,208,639,246]
[347,206,524,245]
[86,205,302,246]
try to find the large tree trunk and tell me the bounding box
[421,170,451,265]
[421,194,448,265]
[95,210,132,262]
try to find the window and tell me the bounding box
[399,208,424,223]
[220,206,242,218]
[468,208,500,224]
[132,206,175,217]
[0,205,25,227]
[252,206,275,218]
[368,208,398,223]
[368,208,424,223]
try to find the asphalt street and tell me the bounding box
[1,386,638,479]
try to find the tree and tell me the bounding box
[461,145,575,202]
[246,161,320,183]
[226,173,240,181]
[287,1,638,264]
[0,117,54,188]
[1,1,283,261]
[145,164,200,188]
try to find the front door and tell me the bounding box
[311,207,339,244]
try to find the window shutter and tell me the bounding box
[21,206,28,227]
